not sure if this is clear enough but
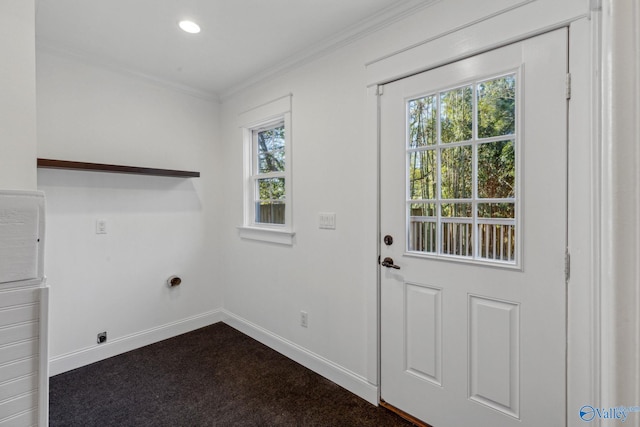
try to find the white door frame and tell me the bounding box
[598,0,640,416]
[368,2,639,425]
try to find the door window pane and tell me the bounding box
[441,222,473,256]
[478,223,515,262]
[477,75,516,139]
[441,203,472,218]
[440,145,472,199]
[478,203,515,219]
[409,95,437,148]
[409,220,437,253]
[410,203,437,217]
[409,150,437,200]
[477,140,515,199]
[440,86,472,143]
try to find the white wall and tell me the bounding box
[36,52,223,374]
[0,0,37,190]
[219,0,590,406]
[220,45,379,390]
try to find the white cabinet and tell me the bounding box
[0,191,48,426]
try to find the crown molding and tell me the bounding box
[36,37,220,103]
[219,0,439,101]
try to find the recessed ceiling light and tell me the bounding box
[179,20,201,34]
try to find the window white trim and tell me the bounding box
[238,94,294,245]
[236,226,295,245]
[238,93,292,128]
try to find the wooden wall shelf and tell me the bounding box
[37,159,200,178]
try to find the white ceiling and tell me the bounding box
[35,0,430,99]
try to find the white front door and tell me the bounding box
[380,29,568,427]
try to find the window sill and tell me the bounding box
[237,226,295,245]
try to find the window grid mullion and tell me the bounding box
[404,74,517,263]
[472,81,479,260]
[436,91,442,256]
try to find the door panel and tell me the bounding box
[468,295,519,417]
[380,29,567,427]
[405,283,442,385]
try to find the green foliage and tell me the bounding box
[408,97,438,201]
[409,151,437,200]
[409,96,437,148]
[477,76,515,138]
[440,86,472,143]
[441,146,472,199]
[258,178,285,201]
[478,140,515,199]
[258,126,285,173]
[254,124,286,225]
[408,75,516,219]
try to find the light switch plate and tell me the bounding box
[319,212,336,229]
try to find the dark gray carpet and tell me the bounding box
[49,322,413,426]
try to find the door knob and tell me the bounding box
[381,257,401,270]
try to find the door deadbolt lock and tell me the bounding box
[383,235,393,246]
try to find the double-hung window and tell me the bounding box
[238,94,294,244]
[252,122,286,225]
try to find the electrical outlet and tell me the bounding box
[97,331,107,344]
[300,311,308,328]
[96,219,107,234]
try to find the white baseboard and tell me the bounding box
[221,310,379,405]
[49,309,224,376]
